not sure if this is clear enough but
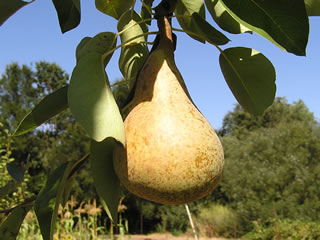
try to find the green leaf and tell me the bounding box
[34,163,66,240]
[117,10,149,90]
[220,0,309,56]
[0,203,33,240]
[304,0,320,16]
[0,181,17,200]
[141,0,154,25]
[34,162,72,240]
[95,0,133,20]
[0,0,33,26]
[13,86,68,136]
[175,0,206,42]
[190,12,230,45]
[6,156,29,182]
[204,0,250,34]
[68,32,125,144]
[49,162,74,239]
[52,0,81,33]
[219,47,276,115]
[61,154,89,206]
[61,174,75,206]
[90,138,121,223]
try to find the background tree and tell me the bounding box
[0,62,67,130]
[0,122,32,221]
[214,98,320,234]
[0,62,92,197]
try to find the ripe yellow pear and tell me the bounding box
[113,16,224,205]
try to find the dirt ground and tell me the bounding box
[113,233,227,240]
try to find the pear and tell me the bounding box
[113,16,224,205]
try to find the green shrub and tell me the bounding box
[244,218,320,240]
[155,205,189,235]
[195,204,236,238]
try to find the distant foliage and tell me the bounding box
[214,98,320,234]
[244,218,320,240]
[195,204,236,238]
[0,62,91,198]
[219,98,317,137]
[0,122,32,221]
[122,194,192,235]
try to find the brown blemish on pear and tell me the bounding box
[113,16,224,205]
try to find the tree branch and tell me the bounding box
[0,196,36,214]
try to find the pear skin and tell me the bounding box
[113,16,224,205]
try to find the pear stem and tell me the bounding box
[158,16,173,41]
[156,16,175,52]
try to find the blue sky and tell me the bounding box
[0,1,319,129]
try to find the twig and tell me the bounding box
[185,204,199,240]
[0,196,36,214]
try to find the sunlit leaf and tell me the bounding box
[52,0,80,33]
[13,86,68,136]
[117,10,149,91]
[204,0,250,34]
[219,47,276,115]
[175,0,206,42]
[0,0,33,26]
[305,0,320,16]
[220,0,309,56]
[34,161,73,240]
[95,0,133,19]
[68,32,125,144]
[141,0,154,25]
[0,203,33,240]
[190,12,230,45]
[90,138,121,223]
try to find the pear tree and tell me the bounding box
[0,0,318,239]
